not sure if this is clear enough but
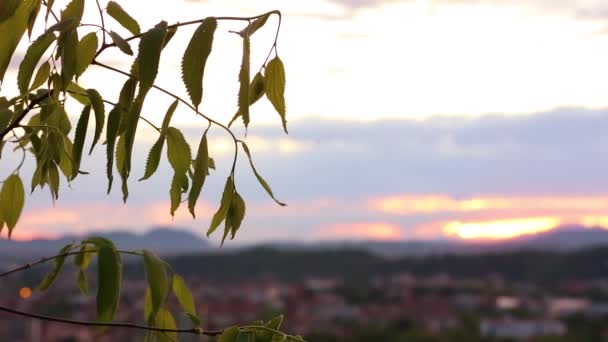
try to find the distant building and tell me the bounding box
[480,318,566,339]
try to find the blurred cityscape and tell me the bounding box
[2,237,608,341]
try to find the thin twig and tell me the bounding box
[0,92,52,142]
[95,0,107,46]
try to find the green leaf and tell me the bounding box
[60,0,84,22]
[181,17,216,109]
[84,236,116,249]
[166,127,191,174]
[27,0,40,38]
[105,105,120,193]
[75,32,98,77]
[30,61,50,91]
[47,161,60,199]
[108,31,133,56]
[60,28,79,86]
[143,250,168,321]
[239,13,270,37]
[240,142,286,206]
[187,133,208,218]
[144,287,152,323]
[77,269,88,295]
[219,327,241,342]
[137,21,168,90]
[207,177,234,237]
[17,32,56,95]
[45,17,77,33]
[58,138,73,179]
[66,81,89,104]
[37,243,73,291]
[172,274,198,323]
[106,1,140,36]
[160,100,178,133]
[238,36,251,128]
[170,172,185,216]
[86,88,104,154]
[115,137,128,202]
[0,0,19,23]
[0,174,25,236]
[139,135,165,181]
[74,244,93,269]
[96,246,121,324]
[0,0,39,82]
[153,308,177,342]
[71,105,90,180]
[265,57,287,133]
[228,72,265,127]
[257,315,284,342]
[226,192,246,240]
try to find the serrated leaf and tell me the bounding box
[220,327,241,342]
[66,81,89,104]
[227,192,246,240]
[30,61,50,91]
[115,137,128,201]
[172,274,198,322]
[60,28,78,86]
[105,105,120,193]
[96,246,121,324]
[0,0,39,82]
[58,138,73,179]
[170,172,185,216]
[265,57,287,133]
[71,105,90,180]
[75,32,98,77]
[143,250,168,321]
[228,72,265,127]
[181,17,216,109]
[207,177,234,237]
[239,13,270,37]
[160,100,178,133]
[37,243,73,291]
[106,1,140,36]
[241,142,286,206]
[77,269,88,295]
[238,36,251,128]
[85,88,104,154]
[139,135,164,181]
[166,127,191,174]
[27,0,40,38]
[187,133,208,218]
[108,31,133,56]
[47,161,60,199]
[0,174,25,236]
[137,21,167,90]
[60,0,84,22]
[17,32,56,96]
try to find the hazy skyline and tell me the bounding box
[2,0,608,245]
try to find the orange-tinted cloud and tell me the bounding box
[316,222,403,241]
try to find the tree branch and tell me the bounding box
[0,305,223,336]
[0,92,52,142]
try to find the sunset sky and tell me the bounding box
[3,0,608,244]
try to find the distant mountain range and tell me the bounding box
[1,225,608,261]
[0,227,210,259]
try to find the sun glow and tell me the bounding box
[443,217,562,240]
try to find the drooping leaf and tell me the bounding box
[77,269,88,295]
[207,177,234,237]
[166,127,191,174]
[228,72,265,127]
[26,0,40,38]
[105,105,120,193]
[238,13,270,37]
[85,88,104,154]
[115,137,128,202]
[108,31,133,56]
[0,174,25,236]
[181,17,216,109]
[106,1,140,36]
[265,56,287,133]
[139,135,164,181]
[0,0,39,82]
[71,105,90,180]
[187,133,208,218]
[153,308,177,342]
[66,81,89,104]
[160,100,178,133]
[30,61,50,91]
[60,0,84,22]
[17,32,56,95]
[137,21,168,90]
[172,274,198,323]
[74,244,93,269]
[96,246,121,324]
[170,172,186,216]
[60,28,78,86]
[47,161,60,199]
[143,250,168,321]
[257,315,284,342]
[238,36,251,128]
[83,236,115,249]
[75,32,98,77]
[37,243,73,291]
[45,18,77,33]
[240,142,286,206]
[227,191,246,240]
[219,327,241,342]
